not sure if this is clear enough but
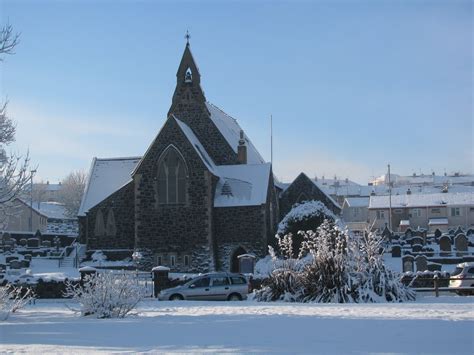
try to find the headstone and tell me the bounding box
[404,228,413,239]
[79,266,97,286]
[391,245,401,258]
[24,254,32,261]
[10,260,21,269]
[412,244,423,253]
[6,256,19,264]
[42,240,51,248]
[434,229,442,239]
[27,238,39,248]
[467,228,474,237]
[455,227,464,236]
[411,237,424,246]
[3,233,11,243]
[454,234,468,256]
[448,229,455,236]
[20,260,30,268]
[439,235,452,256]
[415,255,428,272]
[402,255,415,273]
[0,264,6,271]
[19,238,27,247]
[381,226,392,243]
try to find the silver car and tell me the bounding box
[158,272,249,301]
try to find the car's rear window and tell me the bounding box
[467,267,474,274]
[230,276,247,285]
[452,267,463,276]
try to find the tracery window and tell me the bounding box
[157,147,187,205]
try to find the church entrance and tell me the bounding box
[230,246,247,273]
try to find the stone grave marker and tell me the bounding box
[439,235,452,256]
[402,255,415,273]
[454,234,468,257]
[415,255,428,272]
[391,245,401,258]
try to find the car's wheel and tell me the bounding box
[228,293,242,301]
[169,294,184,301]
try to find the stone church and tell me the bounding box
[78,40,340,272]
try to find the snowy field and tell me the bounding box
[1,296,473,354]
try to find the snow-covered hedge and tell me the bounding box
[255,219,415,303]
[65,271,143,318]
[0,285,34,321]
[277,200,336,235]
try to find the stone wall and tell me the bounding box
[85,181,135,250]
[134,117,216,273]
[213,205,267,271]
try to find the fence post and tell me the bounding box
[433,274,439,297]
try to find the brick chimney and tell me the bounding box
[237,130,247,164]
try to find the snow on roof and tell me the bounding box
[369,192,474,209]
[205,102,265,164]
[399,220,410,226]
[174,117,219,176]
[32,201,70,220]
[214,163,271,207]
[428,218,449,225]
[78,157,141,217]
[344,197,369,208]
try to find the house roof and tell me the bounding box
[214,163,271,207]
[369,192,474,209]
[205,102,265,165]
[78,157,141,217]
[344,197,370,208]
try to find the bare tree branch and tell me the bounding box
[0,23,20,60]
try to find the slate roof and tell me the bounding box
[369,192,474,209]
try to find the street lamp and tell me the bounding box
[29,169,37,232]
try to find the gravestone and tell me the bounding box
[24,254,32,261]
[27,238,39,248]
[448,229,455,236]
[427,262,442,272]
[455,227,464,236]
[404,228,413,239]
[238,254,256,274]
[415,255,428,272]
[391,245,401,258]
[19,238,27,247]
[381,226,392,243]
[42,240,51,248]
[439,235,452,256]
[412,244,423,253]
[20,259,30,268]
[6,256,19,264]
[434,229,442,239]
[454,234,468,257]
[402,255,415,273]
[467,228,474,237]
[411,237,424,246]
[10,260,21,269]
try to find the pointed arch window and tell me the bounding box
[94,209,105,237]
[184,67,193,83]
[157,147,187,205]
[106,209,117,237]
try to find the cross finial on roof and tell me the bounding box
[185,30,191,45]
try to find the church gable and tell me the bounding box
[280,173,342,218]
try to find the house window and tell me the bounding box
[410,208,421,218]
[155,254,163,266]
[431,208,441,214]
[94,210,105,237]
[376,210,385,220]
[157,147,187,205]
[184,255,190,267]
[451,207,461,217]
[352,208,359,217]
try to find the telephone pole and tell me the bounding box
[388,164,392,231]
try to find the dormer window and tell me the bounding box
[185,67,192,83]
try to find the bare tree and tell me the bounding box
[59,170,87,218]
[0,24,33,228]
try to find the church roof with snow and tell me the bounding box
[78,157,141,217]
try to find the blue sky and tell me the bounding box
[1,0,472,184]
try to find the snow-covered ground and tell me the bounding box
[1,296,473,354]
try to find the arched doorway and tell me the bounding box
[230,246,247,273]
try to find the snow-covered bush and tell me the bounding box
[277,201,336,252]
[255,219,415,303]
[0,285,34,321]
[91,250,107,263]
[65,271,143,318]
